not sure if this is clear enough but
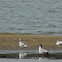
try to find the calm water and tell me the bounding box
[0,50,62,62]
[0,0,62,35]
[0,59,62,62]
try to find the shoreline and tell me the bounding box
[0,34,62,50]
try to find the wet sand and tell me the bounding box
[0,34,62,50]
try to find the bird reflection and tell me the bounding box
[19,53,27,59]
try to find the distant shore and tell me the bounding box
[0,33,62,50]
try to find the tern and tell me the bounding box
[19,39,28,47]
[56,40,62,46]
[39,44,48,54]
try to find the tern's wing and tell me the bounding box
[20,40,26,44]
[42,48,48,52]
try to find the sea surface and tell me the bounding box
[0,0,62,36]
[0,50,62,62]
[0,59,62,62]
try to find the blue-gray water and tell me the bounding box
[0,0,62,36]
[0,50,62,62]
[0,59,62,62]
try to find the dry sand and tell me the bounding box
[0,34,62,50]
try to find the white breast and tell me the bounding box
[39,46,48,54]
[19,41,24,47]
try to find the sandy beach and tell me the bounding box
[0,34,62,50]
